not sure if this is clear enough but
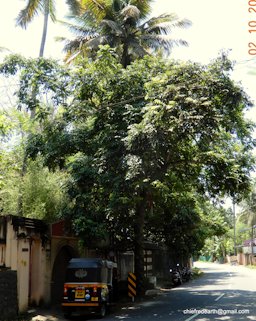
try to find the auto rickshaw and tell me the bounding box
[62,257,118,318]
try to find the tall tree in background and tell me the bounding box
[0,55,70,220]
[238,183,256,227]
[59,0,191,66]
[16,0,80,57]
[15,0,80,214]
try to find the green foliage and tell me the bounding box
[22,47,255,257]
[22,158,68,222]
[238,179,256,226]
[60,0,191,66]
[0,54,71,117]
[0,113,13,137]
[0,107,68,222]
[1,47,254,296]
[200,206,253,259]
[1,156,67,222]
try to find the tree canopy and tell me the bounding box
[1,48,255,294]
[58,0,191,66]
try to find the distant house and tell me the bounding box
[236,238,256,265]
[243,238,256,250]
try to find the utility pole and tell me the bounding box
[251,225,254,265]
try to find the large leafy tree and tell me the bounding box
[2,47,254,293]
[16,0,80,57]
[14,1,80,215]
[20,48,255,294]
[59,0,191,66]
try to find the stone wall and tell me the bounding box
[0,269,18,320]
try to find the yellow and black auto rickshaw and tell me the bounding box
[62,258,117,318]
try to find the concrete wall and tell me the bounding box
[118,251,134,281]
[230,253,256,266]
[0,216,85,314]
[30,239,49,306]
[3,217,50,312]
[17,238,30,312]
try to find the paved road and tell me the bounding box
[31,262,256,321]
[103,262,256,321]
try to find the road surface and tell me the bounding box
[104,261,256,321]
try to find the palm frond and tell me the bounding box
[141,13,191,31]
[140,33,188,53]
[49,0,57,23]
[60,33,108,54]
[65,0,82,15]
[65,50,81,64]
[85,35,109,49]
[126,38,148,57]
[67,11,98,28]
[112,0,124,12]
[81,0,108,21]
[58,19,98,37]
[63,37,86,52]
[129,0,153,18]
[16,0,58,28]
[54,36,67,42]
[16,0,43,28]
[0,47,11,53]
[100,19,122,35]
[145,21,189,35]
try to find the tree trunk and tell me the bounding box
[134,190,146,297]
[17,130,27,216]
[39,0,49,57]
[121,42,130,68]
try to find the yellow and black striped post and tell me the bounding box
[128,272,136,301]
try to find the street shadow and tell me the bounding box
[30,268,256,321]
[168,265,256,320]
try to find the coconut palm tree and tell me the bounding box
[16,0,81,57]
[238,189,256,227]
[58,0,191,67]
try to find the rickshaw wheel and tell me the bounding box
[98,303,107,318]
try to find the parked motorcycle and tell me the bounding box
[169,267,182,286]
[180,266,192,282]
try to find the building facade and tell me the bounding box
[0,215,81,314]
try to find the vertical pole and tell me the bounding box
[251,226,254,265]
[233,199,237,256]
[128,272,136,302]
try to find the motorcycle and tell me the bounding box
[180,266,192,282]
[169,267,182,286]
